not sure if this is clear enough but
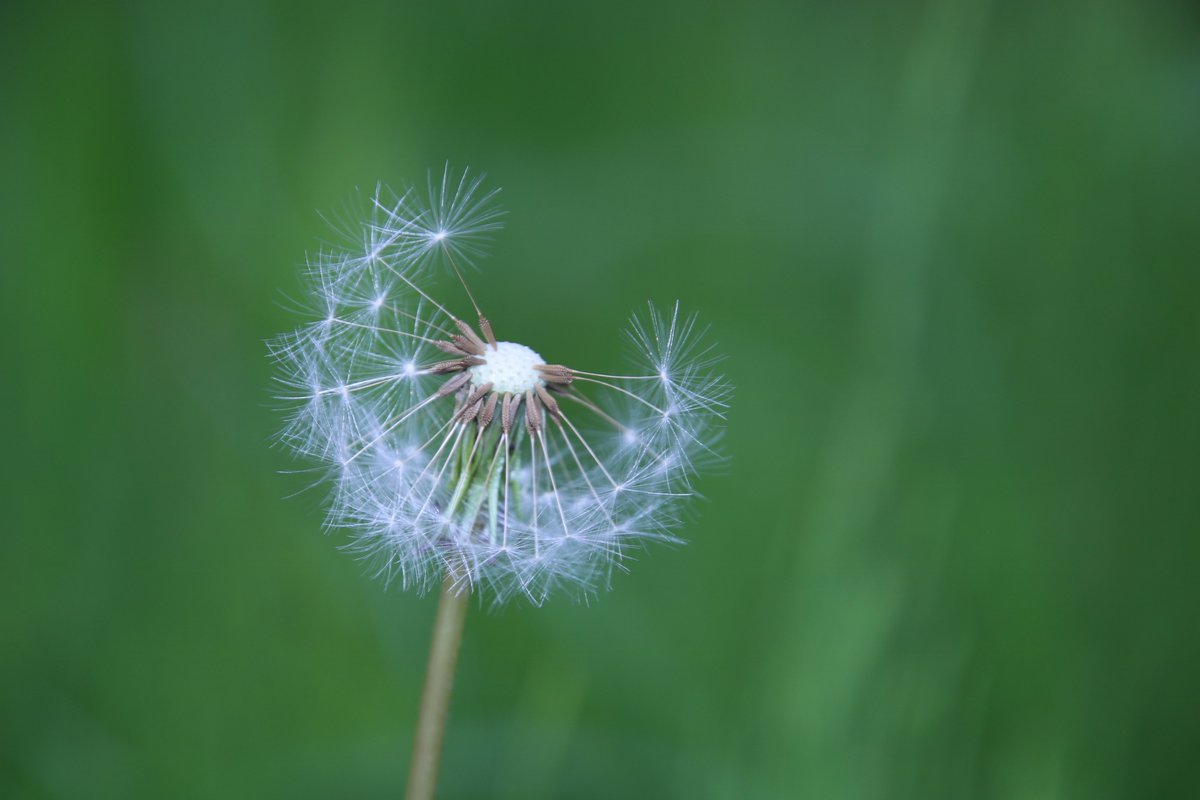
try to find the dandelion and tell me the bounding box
[273,168,728,603]
[270,167,729,798]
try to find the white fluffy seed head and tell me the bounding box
[469,341,545,395]
[270,167,730,605]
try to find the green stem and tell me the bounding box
[406,574,469,800]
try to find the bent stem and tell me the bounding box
[406,574,469,800]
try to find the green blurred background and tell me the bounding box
[2,1,1198,797]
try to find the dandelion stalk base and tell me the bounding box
[406,574,469,800]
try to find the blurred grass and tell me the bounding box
[1,0,1198,798]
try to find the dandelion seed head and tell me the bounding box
[469,341,545,395]
[270,166,730,604]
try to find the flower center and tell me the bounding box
[469,341,545,395]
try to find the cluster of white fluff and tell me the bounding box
[271,168,729,605]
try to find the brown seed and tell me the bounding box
[436,371,471,397]
[433,339,468,356]
[456,396,484,424]
[478,392,499,430]
[502,392,523,434]
[429,359,467,375]
[451,335,485,357]
[454,319,487,352]
[461,381,493,410]
[536,385,562,420]
[524,389,542,433]
[534,364,574,385]
[478,315,497,348]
